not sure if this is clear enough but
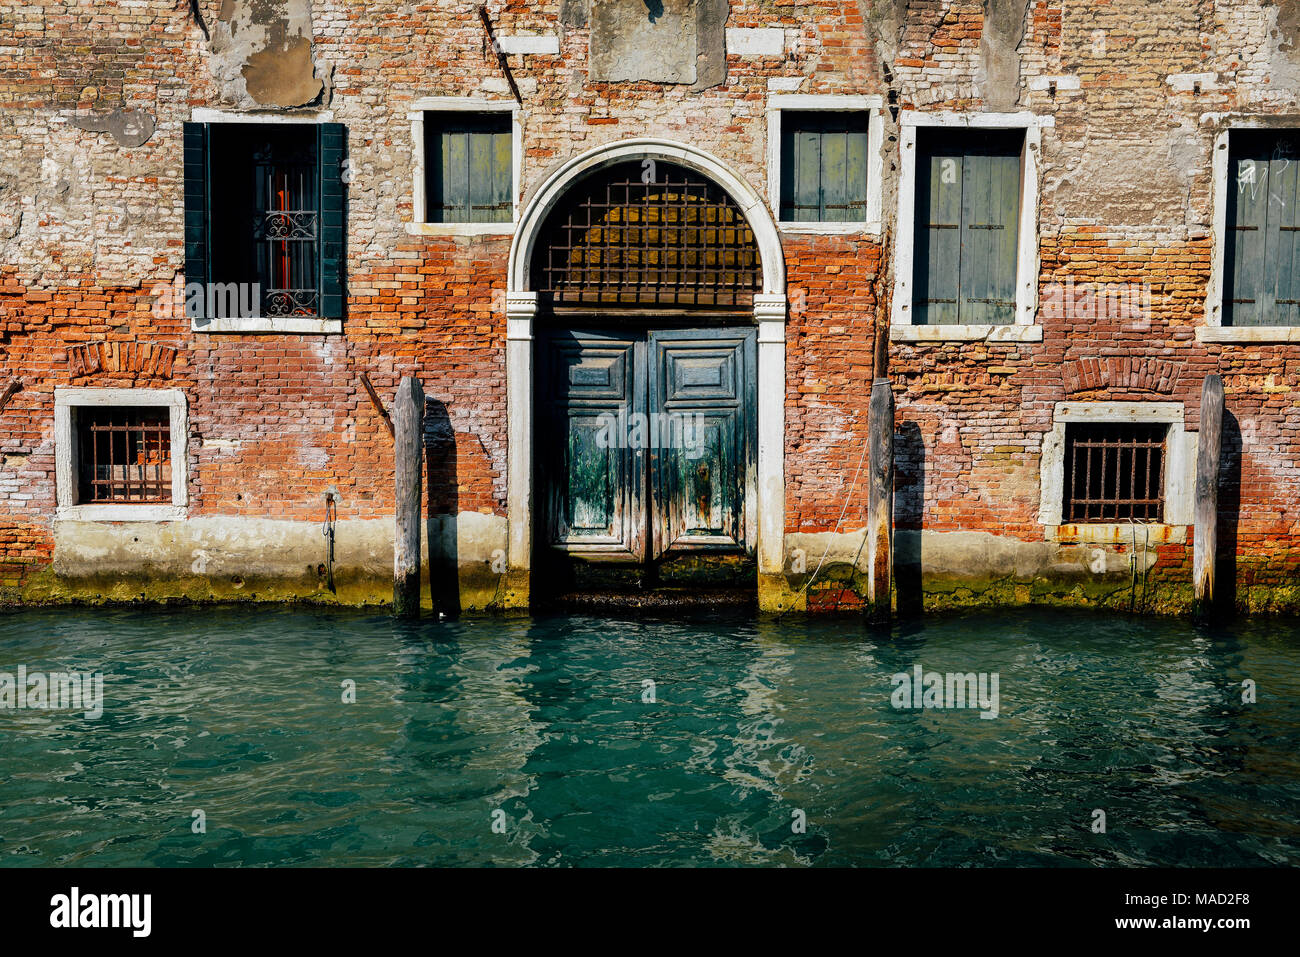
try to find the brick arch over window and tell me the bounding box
[530,159,762,311]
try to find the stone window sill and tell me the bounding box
[56,504,187,523]
[1196,325,1300,343]
[1045,523,1187,545]
[404,222,516,238]
[890,324,1044,343]
[778,220,880,237]
[190,317,343,334]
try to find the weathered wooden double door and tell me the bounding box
[537,326,757,565]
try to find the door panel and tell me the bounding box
[648,328,756,558]
[538,330,645,558]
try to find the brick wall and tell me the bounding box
[0,1,1297,612]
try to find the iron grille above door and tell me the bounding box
[533,161,762,311]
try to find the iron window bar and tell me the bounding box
[1062,423,1167,523]
[77,408,172,504]
[253,140,318,317]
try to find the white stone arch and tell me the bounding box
[503,138,787,608]
[508,138,786,295]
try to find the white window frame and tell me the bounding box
[188,108,343,335]
[1200,117,1300,342]
[408,97,521,237]
[1038,401,1196,543]
[55,387,189,522]
[891,111,1052,343]
[766,94,884,237]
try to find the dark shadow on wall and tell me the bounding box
[894,420,925,618]
[1215,408,1242,615]
[425,397,460,618]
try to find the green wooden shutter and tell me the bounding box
[914,148,963,325]
[843,123,868,223]
[438,127,469,223]
[780,112,868,222]
[1226,140,1268,327]
[182,122,210,320]
[317,122,347,321]
[1228,133,1300,327]
[487,124,512,223]
[467,124,511,224]
[913,133,1020,325]
[959,147,1019,325]
[1272,140,1300,326]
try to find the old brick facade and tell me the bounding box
[0,1,1297,614]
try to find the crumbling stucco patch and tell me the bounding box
[861,0,910,71]
[589,0,728,87]
[977,0,1030,111]
[1275,0,1300,50]
[66,109,156,148]
[209,0,327,109]
[1047,128,1204,230]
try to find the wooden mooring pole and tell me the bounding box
[393,376,425,619]
[867,378,894,624]
[1193,373,1225,615]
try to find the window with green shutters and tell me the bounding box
[1224,131,1300,327]
[424,112,513,224]
[778,111,869,223]
[912,130,1023,325]
[182,122,347,322]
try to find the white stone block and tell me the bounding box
[726,28,784,57]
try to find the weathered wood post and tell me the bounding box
[867,378,894,624]
[1193,373,1225,614]
[393,376,425,619]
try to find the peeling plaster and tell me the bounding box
[66,109,156,148]
[209,0,328,109]
[587,0,728,89]
[977,0,1030,112]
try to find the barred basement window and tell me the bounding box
[1062,423,1167,523]
[77,407,173,504]
[424,112,512,224]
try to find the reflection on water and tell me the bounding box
[0,607,1297,867]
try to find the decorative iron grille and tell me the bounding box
[534,161,761,309]
[77,407,172,504]
[253,140,318,317]
[1063,423,1166,523]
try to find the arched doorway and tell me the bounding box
[504,140,787,607]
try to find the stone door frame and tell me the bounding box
[503,138,787,606]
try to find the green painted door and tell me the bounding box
[538,330,646,560]
[538,327,756,563]
[648,329,756,558]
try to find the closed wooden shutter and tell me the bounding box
[317,122,347,321]
[1225,132,1300,327]
[913,131,1022,325]
[426,113,512,224]
[779,111,869,223]
[182,122,210,320]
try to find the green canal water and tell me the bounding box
[0,607,1297,867]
